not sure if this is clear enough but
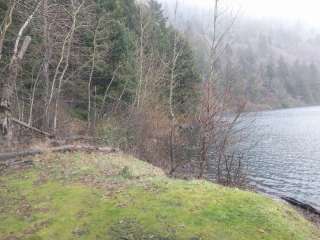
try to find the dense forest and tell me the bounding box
[0,0,199,134]
[0,0,247,184]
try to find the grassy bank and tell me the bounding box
[0,152,319,240]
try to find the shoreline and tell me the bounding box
[258,191,320,229]
[297,207,320,229]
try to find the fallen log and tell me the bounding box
[0,145,117,163]
[281,196,320,216]
[0,149,42,161]
[12,118,54,138]
[49,136,107,146]
[60,136,107,141]
[48,145,116,154]
[0,158,34,172]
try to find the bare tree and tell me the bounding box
[41,0,51,129]
[41,0,85,134]
[100,65,120,118]
[52,1,84,133]
[134,2,167,111]
[134,4,150,109]
[88,13,114,130]
[0,0,16,61]
[28,65,42,125]
[196,0,243,181]
[196,0,221,178]
[168,0,182,173]
[0,0,42,145]
[87,17,100,131]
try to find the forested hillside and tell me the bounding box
[0,0,248,183]
[0,0,199,141]
[220,19,320,109]
[161,1,320,110]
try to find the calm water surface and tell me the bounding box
[246,106,320,210]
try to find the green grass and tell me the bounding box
[0,152,319,240]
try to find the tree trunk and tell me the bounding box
[0,1,41,146]
[0,51,22,144]
[0,86,12,144]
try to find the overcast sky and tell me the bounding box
[165,0,320,27]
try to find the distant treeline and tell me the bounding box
[165,2,320,109]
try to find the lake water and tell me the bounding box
[245,106,320,210]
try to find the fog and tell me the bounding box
[161,0,320,27]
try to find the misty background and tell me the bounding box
[158,0,320,110]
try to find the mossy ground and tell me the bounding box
[0,152,319,240]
